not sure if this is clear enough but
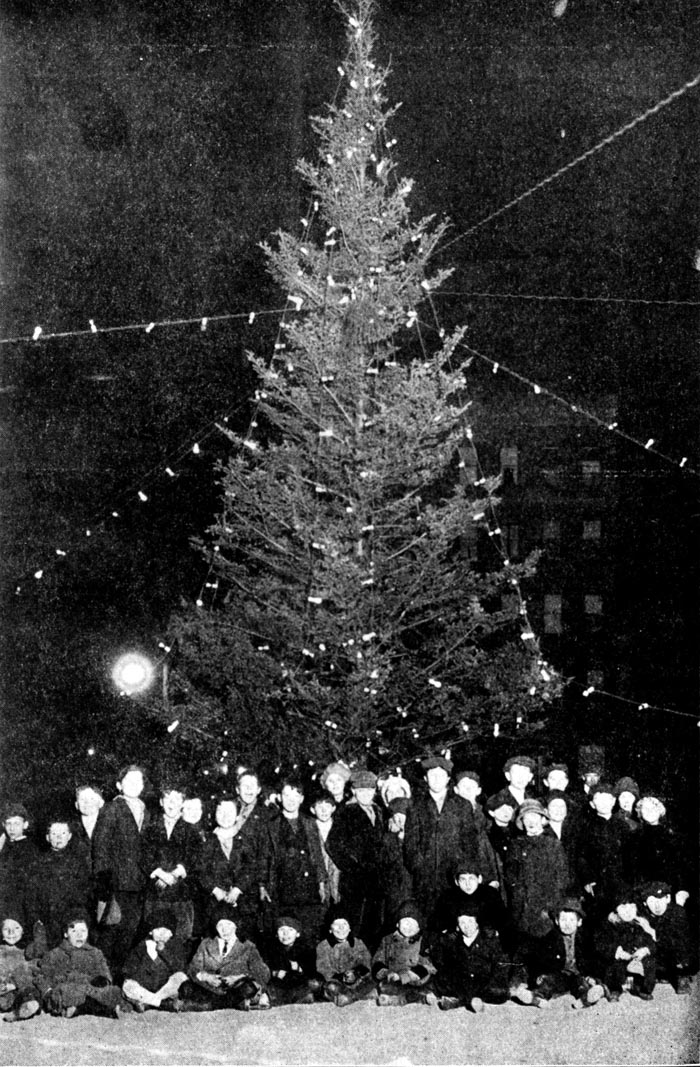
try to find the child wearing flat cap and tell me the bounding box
[526,897,605,1009]
[502,756,537,809]
[315,905,373,1007]
[640,882,696,995]
[428,898,512,1013]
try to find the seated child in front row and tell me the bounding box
[594,886,656,1001]
[640,881,696,995]
[179,905,271,1011]
[36,914,126,1018]
[262,915,319,1006]
[315,906,373,1007]
[121,908,189,1012]
[527,896,606,1008]
[371,902,435,1006]
[0,915,41,1022]
[428,900,512,1013]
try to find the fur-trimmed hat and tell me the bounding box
[614,776,640,798]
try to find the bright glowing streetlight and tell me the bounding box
[111,652,155,696]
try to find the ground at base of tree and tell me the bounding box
[0,981,696,1067]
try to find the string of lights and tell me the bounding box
[437,67,700,254]
[440,290,700,309]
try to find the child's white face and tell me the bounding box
[618,791,636,814]
[2,919,23,946]
[639,798,665,824]
[397,917,420,939]
[546,771,568,792]
[645,895,670,917]
[3,816,28,841]
[522,812,546,836]
[119,770,144,799]
[492,804,515,827]
[547,799,567,824]
[47,823,72,851]
[237,775,261,806]
[215,801,237,829]
[182,798,203,824]
[456,872,481,895]
[150,927,173,946]
[277,925,300,947]
[426,767,450,793]
[556,911,581,936]
[324,774,346,800]
[281,786,304,814]
[591,792,615,816]
[457,914,479,939]
[506,764,533,789]
[76,789,103,817]
[66,922,89,948]
[216,919,237,942]
[313,801,335,823]
[353,786,376,807]
[161,791,185,820]
[330,918,350,942]
[454,777,481,802]
[616,902,637,922]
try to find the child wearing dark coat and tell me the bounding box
[0,915,41,1022]
[594,887,656,1001]
[371,902,435,1005]
[428,898,512,1012]
[527,897,605,1008]
[315,906,373,1007]
[121,908,189,1011]
[640,881,696,994]
[262,915,319,1005]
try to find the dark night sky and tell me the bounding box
[0,0,698,806]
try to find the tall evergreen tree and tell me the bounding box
[166,0,558,776]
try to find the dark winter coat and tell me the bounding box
[34,841,93,944]
[643,903,695,967]
[188,936,270,989]
[429,927,509,997]
[258,812,327,907]
[325,802,385,903]
[529,925,599,980]
[0,837,40,925]
[142,817,203,903]
[198,831,257,901]
[543,821,581,888]
[575,813,629,905]
[371,930,434,982]
[429,884,509,938]
[403,792,476,911]
[377,831,413,926]
[504,832,569,938]
[624,824,688,896]
[594,914,656,963]
[122,936,188,992]
[92,797,151,897]
[262,936,318,984]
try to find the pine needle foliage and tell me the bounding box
[168,0,558,774]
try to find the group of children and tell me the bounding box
[0,752,695,1021]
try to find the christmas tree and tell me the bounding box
[165,0,559,778]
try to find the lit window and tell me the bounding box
[585,595,603,615]
[543,520,560,541]
[581,460,601,485]
[500,445,519,486]
[544,594,562,634]
[582,520,601,541]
